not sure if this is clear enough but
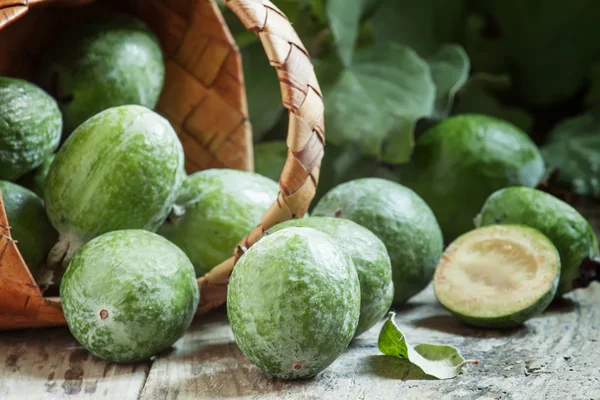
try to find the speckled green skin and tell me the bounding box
[228,228,360,379]
[313,178,443,305]
[478,187,599,296]
[158,169,278,277]
[36,14,164,134]
[396,114,545,242]
[17,154,54,199]
[254,141,287,182]
[434,225,560,328]
[45,105,184,269]
[0,181,57,280]
[0,77,61,180]
[60,230,198,363]
[267,217,393,337]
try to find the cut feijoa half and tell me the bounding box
[433,225,560,328]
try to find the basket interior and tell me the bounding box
[0,0,253,173]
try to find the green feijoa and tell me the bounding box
[396,114,545,242]
[477,187,599,295]
[313,178,443,305]
[228,227,360,379]
[267,217,393,337]
[254,140,287,182]
[36,14,164,134]
[0,181,57,281]
[158,169,278,277]
[0,77,61,180]
[434,225,560,328]
[45,105,184,272]
[17,154,54,199]
[60,230,199,363]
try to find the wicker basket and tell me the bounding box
[0,0,324,330]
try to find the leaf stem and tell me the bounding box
[458,359,480,369]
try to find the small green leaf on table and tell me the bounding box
[318,43,435,163]
[378,312,478,379]
[542,111,600,199]
[427,44,470,118]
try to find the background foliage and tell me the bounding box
[221,0,600,200]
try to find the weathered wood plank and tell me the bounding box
[139,283,600,400]
[2,200,600,399]
[0,326,150,399]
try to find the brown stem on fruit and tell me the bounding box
[572,257,600,289]
[99,309,109,320]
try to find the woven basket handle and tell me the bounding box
[196,0,325,313]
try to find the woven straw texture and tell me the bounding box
[0,0,324,329]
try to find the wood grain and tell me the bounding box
[0,325,150,399]
[2,282,599,399]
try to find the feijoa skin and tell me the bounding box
[313,178,444,305]
[0,181,57,281]
[158,169,278,277]
[60,230,199,363]
[434,225,560,328]
[228,227,360,379]
[0,77,61,180]
[36,14,165,133]
[477,187,599,296]
[267,217,393,337]
[397,114,545,242]
[45,105,185,271]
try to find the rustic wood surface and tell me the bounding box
[1,282,599,400]
[2,201,599,399]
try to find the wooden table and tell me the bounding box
[1,283,599,400]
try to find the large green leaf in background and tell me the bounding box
[542,111,600,199]
[479,0,600,106]
[325,0,382,66]
[325,0,363,66]
[372,0,466,56]
[318,43,435,163]
[427,45,470,118]
[586,63,600,108]
[452,75,533,132]
[241,43,285,142]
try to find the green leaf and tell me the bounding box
[462,14,507,74]
[318,43,435,163]
[483,0,600,106]
[542,111,600,198]
[585,63,600,108]
[241,43,284,142]
[372,0,466,56]
[313,144,399,204]
[325,0,365,66]
[378,312,478,380]
[452,76,533,132]
[427,44,470,118]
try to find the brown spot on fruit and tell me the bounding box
[99,309,109,319]
[334,210,343,217]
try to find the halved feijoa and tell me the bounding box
[434,225,560,328]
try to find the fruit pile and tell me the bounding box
[2,11,599,382]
